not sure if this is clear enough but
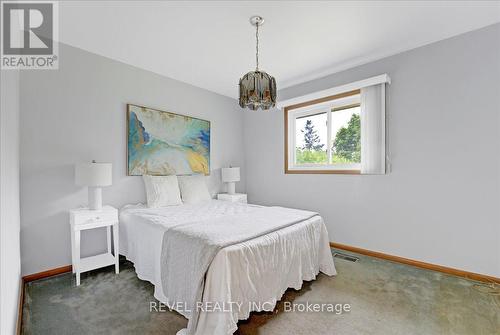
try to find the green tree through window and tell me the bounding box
[332,114,361,162]
[301,120,324,151]
[296,119,327,164]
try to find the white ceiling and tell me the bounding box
[59,1,500,98]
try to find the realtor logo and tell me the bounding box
[1,1,59,69]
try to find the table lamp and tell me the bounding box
[221,167,240,195]
[75,160,112,210]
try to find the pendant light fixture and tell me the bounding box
[239,16,277,110]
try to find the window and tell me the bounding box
[282,75,389,175]
[286,90,361,173]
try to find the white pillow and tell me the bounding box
[178,175,212,204]
[142,175,182,208]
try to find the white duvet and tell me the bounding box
[120,200,336,335]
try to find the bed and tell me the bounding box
[119,199,336,335]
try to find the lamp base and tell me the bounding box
[88,187,102,210]
[226,182,236,195]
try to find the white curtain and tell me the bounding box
[360,84,386,174]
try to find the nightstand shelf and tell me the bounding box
[79,253,116,273]
[70,205,119,286]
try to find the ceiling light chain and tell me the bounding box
[255,22,259,71]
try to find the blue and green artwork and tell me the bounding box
[127,104,210,176]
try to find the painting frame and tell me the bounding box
[126,103,211,176]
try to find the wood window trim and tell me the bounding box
[333,102,360,112]
[284,89,361,175]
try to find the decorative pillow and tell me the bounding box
[177,175,212,204]
[142,175,182,208]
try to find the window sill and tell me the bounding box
[285,169,361,175]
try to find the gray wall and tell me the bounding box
[0,69,21,334]
[20,44,246,275]
[19,25,500,278]
[244,24,500,277]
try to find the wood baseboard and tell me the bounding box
[330,242,500,284]
[16,278,24,335]
[22,265,72,283]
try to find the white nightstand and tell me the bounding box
[69,205,119,286]
[217,193,247,203]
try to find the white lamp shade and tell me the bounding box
[75,162,112,187]
[221,167,240,183]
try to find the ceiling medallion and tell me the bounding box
[238,16,277,110]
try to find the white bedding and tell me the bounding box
[120,200,336,335]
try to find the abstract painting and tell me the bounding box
[127,104,210,176]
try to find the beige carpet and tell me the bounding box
[23,249,499,334]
